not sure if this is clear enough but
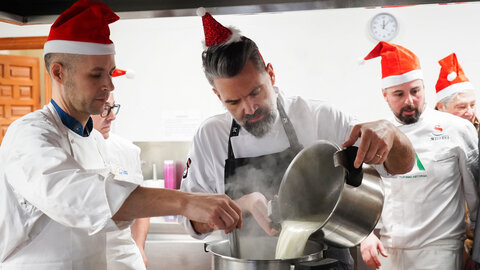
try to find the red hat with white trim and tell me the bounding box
[112,68,135,79]
[43,0,119,56]
[365,41,423,89]
[435,53,474,102]
[196,7,242,48]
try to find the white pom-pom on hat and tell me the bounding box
[125,69,135,79]
[447,71,457,81]
[196,7,206,17]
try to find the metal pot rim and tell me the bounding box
[204,239,324,263]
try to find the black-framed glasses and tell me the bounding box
[101,103,121,118]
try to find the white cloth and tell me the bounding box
[104,133,146,270]
[180,91,388,238]
[379,240,463,270]
[0,104,138,270]
[379,108,479,251]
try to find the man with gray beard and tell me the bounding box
[360,42,479,270]
[180,10,415,270]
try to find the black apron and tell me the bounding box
[224,98,303,236]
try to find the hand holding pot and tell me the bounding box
[236,192,279,236]
[360,232,388,268]
[342,119,415,174]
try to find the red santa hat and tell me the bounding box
[364,41,423,89]
[112,68,135,79]
[196,7,242,48]
[43,0,119,56]
[435,53,474,102]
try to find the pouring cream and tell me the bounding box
[275,220,323,259]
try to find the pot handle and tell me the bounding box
[294,258,341,269]
[333,146,363,187]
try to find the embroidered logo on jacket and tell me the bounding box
[430,124,450,141]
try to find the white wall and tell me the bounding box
[2,3,480,141]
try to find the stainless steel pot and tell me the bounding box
[276,140,384,247]
[204,236,339,270]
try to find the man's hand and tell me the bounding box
[342,119,415,174]
[360,232,388,268]
[343,120,395,168]
[236,192,279,236]
[182,193,242,234]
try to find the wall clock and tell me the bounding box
[370,13,398,41]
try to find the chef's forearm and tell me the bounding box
[384,128,415,175]
[112,187,187,221]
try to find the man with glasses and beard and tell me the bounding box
[360,42,479,270]
[180,10,415,270]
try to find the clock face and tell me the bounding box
[370,13,398,41]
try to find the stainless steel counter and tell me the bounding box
[145,217,222,270]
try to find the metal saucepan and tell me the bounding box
[205,236,339,270]
[274,140,384,248]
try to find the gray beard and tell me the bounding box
[240,108,278,138]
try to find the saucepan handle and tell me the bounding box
[333,146,363,187]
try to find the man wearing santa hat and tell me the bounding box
[360,42,479,270]
[180,9,415,269]
[0,1,241,269]
[435,53,478,269]
[435,53,478,131]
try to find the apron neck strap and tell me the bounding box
[276,97,301,149]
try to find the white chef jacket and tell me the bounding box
[379,107,479,249]
[104,133,146,270]
[180,90,389,238]
[0,104,138,270]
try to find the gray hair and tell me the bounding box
[202,37,266,86]
[437,92,460,109]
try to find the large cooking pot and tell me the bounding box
[204,236,339,270]
[275,140,384,247]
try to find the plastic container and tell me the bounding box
[163,160,177,222]
[164,160,176,189]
